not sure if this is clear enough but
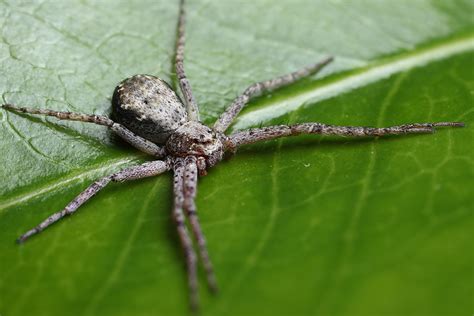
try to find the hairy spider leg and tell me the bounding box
[1,104,166,157]
[213,56,334,133]
[173,158,199,312]
[17,160,170,243]
[227,122,465,148]
[183,156,218,293]
[175,0,199,121]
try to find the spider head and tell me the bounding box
[166,121,224,168]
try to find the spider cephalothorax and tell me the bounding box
[166,121,225,168]
[1,0,464,312]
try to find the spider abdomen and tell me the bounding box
[112,74,187,144]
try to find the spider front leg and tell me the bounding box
[17,160,170,243]
[172,158,199,312]
[1,104,166,157]
[213,56,333,133]
[226,122,465,148]
[183,156,218,293]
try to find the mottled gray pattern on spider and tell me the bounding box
[1,0,464,313]
[113,74,225,171]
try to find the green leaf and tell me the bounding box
[1,1,473,315]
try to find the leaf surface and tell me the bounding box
[0,1,473,315]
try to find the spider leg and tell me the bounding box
[175,0,199,121]
[2,104,166,157]
[17,160,170,243]
[183,156,218,293]
[213,57,333,133]
[227,122,465,148]
[2,104,114,126]
[173,157,199,312]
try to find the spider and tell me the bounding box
[1,0,464,312]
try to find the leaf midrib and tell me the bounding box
[2,34,473,211]
[0,157,140,212]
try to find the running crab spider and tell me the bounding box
[1,0,464,312]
